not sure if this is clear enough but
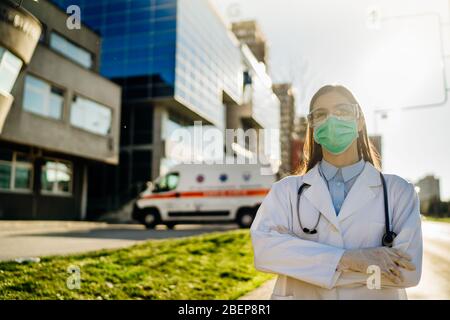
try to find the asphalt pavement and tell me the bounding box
[0,221,236,261]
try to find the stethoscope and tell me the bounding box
[296,171,397,247]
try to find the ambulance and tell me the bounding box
[132,163,276,229]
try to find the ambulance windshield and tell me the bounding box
[153,172,179,193]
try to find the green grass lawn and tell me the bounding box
[0,229,274,300]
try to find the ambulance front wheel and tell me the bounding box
[236,208,256,228]
[143,209,161,229]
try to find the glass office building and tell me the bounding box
[175,0,243,127]
[52,0,243,127]
[52,0,178,100]
[51,0,246,210]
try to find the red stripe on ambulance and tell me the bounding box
[141,188,269,200]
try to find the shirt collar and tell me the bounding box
[320,158,365,182]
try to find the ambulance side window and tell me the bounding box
[153,172,179,193]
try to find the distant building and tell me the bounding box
[228,19,279,171]
[416,175,441,203]
[273,84,295,177]
[226,44,280,165]
[231,20,268,65]
[0,0,121,220]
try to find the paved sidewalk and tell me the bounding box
[0,221,236,261]
[239,278,276,300]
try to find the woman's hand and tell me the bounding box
[337,247,416,284]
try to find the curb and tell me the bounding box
[238,278,277,300]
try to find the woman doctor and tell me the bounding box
[250,84,423,300]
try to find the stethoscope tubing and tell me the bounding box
[296,171,396,246]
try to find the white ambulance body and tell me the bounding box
[132,163,276,229]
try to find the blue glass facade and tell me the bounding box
[52,0,178,100]
[175,0,243,127]
[53,1,244,127]
[52,0,244,126]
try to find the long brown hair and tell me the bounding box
[296,84,381,175]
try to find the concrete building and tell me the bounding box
[0,0,41,133]
[0,0,121,220]
[226,44,280,164]
[229,19,279,172]
[231,20,268,65]
[273,83,295,177]
[52,0,280,215]
[416,175,441,203]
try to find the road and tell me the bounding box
[0,221,236,261]
[406,221,450,299]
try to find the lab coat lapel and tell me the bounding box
[302,165,341,231]
[337,162,381,222]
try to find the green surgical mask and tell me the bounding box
[313,116,358,155]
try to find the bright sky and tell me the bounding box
[213,0,450,200]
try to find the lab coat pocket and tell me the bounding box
[270,293,295,300]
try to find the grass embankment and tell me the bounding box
[0,229,274,300]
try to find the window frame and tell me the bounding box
[0,152,34,193]
[69,93,113,137]
[40,157,73,197]
[0,46,24,94]
[22,74,65,121]
[49,31,95,70]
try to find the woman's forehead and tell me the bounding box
[312,91,350,109]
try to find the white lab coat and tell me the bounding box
[250,161,423,300]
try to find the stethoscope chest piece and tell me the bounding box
[303,228,317,234]
[382,231,397,247]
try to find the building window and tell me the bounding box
[23,75,64,119]
[0,46,23,94]
[39,23,48,43]
[50,32,93,69]
[70,95,112,136]
[243,70,252,86]
[41,159,72,195]
[0,151,33,192]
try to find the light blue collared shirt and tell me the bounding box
[318,158,366,215]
